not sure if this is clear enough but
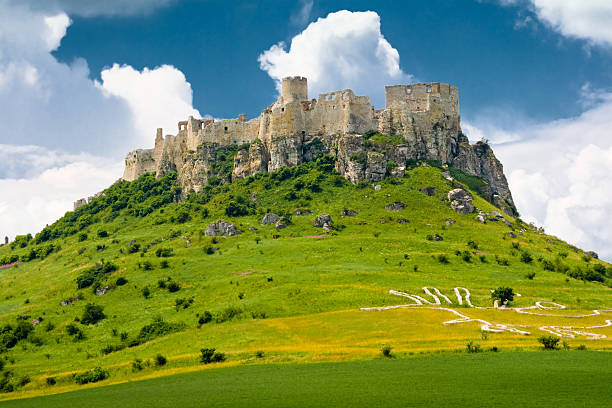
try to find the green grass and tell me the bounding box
[0,161,610,398]
[2,352,610,407]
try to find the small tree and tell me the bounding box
[81,303,105,325]
[381,344,393,358]
[491,287,515,306]
[538,335,560,350]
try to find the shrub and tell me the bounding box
[141,261,153,271]
[132,317,185,346]
[155,248,174,258]
[466,341,482,353]
[200,348,226,364]
[127,243,141,253]
[467,240,478,250]
[81,303,105,325]
[142,286,151,298]
[45,377,56,386]
[538,335,560,350]
[437,255,449,264]
[205,246,215,255]
[175,210,191,224]
[97,230,108,238]
[541,259,555,271]
[78,233,88,242]
[381,344,393,358]
[167,282,180,293]
[198,311,213,326]
[491,287,515,305]
[74,367,108,385]
[155,354,167,366]
[576,344,588,351]
[255,350,265,358]
[495,256,509,266]
[132,358,144,372]
[160,260,169,269]
[215,306,244,323]
[520,251,533,264]
[157,279,166,289]
[75,261,117,289]
[115,277,128,286]
[225,200,252,217]
[525,271,536,280]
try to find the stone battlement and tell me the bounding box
[119,76,514,212]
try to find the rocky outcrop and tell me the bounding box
[261,213,280,225]
[121,77,515,216]
[385,202,407,211]
[448,188,475,214]
[312,214,333,229]
[205,220,241,237]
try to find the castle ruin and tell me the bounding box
[120,77,514,213]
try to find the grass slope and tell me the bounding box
[3,352,611,407]
[0,158,610,399]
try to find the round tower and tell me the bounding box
[281,76,308,104]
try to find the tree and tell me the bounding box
[538,335,560,350]
[491,287,515,306]
[81,303,105,325]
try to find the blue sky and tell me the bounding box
[1,0,612,259]
[54,0,612,121]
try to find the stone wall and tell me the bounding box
[121,76,515,210]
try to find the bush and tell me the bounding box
[466,341,482,353]
[155,248,174,258]
[381,344,393,358]
[132,317,185,346]
[142,286,151,298]
[132,358,145,372]
[198,311,213,326]
[200,348,226,364]
[467,240,478,250]
[525,271,536,280]
[520,251,533,264]
[128,243,141,253]
[167,282,180,293]
[81,303,105,325]
[491,287,515,305]
[45,377,56,386]
[175,210,191,224]
[155,354,167,366]
[78,233,88,242]
[437,255,449,264]
[115,277,128,286]
[97,230,108,238]
[74,367,108,385]
[75,261,117,289]
[538,335,560,350]
[160,260,169,268]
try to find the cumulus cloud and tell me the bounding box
[97,64,201,147]
[465,88,612,260]
[0,148,123,241]
[11,0,176,17]
[291,0,314,26]
[0,1,201,240]
[500,0,612,47]
[258,10,412,107]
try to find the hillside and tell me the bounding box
[0,156,611,400]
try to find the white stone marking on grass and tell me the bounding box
[362,287,612,339]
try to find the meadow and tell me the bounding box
[2,352,610,407]
[0,159,610,400]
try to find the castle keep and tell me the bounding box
[122,77,514,212]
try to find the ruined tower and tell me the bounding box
[281,76,308,104]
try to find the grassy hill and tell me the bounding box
[0,156,610,400]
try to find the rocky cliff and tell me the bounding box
[121,77,515,214]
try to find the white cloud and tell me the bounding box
[0,1,202,240]
[0,146,123,241]
[97,64,201,147]
[291,0,314,26]
[13,0,176,17]
[501,0,612,47]
[258,10,412,107]
[465,88,612,260]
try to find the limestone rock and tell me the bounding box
[293,208,313,215]
[261,213,280,225]
[275,218,289,230]
[340,209,357,217]
[476,214,485,224]
[205,220,241,237]
[312,214,333,228]
[385,202,407,211]
[445,219,456,226]
[448,188,475,214]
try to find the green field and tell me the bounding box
[0,160,610,400]
[2,352,610,407]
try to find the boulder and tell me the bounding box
[293,208,313,215]
[445,219,456,226]
[385,202,407,211]
[205,220,241,237]
[312,214,333,228]
[429,234,443,241]
[374,185,381,191]
[261,213,280,225]
[397,218,409,224]
[275,218,290,230]
[340,209,357,217]
[448,188,475,214]
[476,214,485,224]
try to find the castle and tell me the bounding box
[119,76,514,214]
